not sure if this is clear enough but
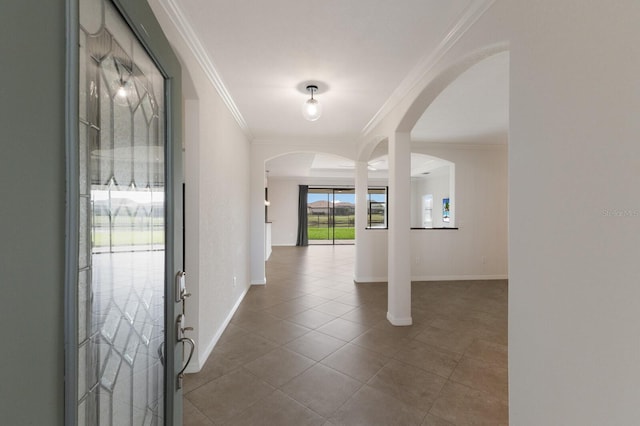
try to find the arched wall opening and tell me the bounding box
[264,151,359,247]
[355,46,509,284]
[406,48,509,281]
[250,143,357,284]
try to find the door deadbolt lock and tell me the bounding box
[175,271,190,302]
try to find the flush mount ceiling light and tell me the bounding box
[113,58,132,106]
[302,85,322,121]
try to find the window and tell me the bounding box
[367,187,387,229]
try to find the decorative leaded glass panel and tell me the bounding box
[78,1,166,424]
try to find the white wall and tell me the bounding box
[267,179,300,246]
[150,1,252,372]
[413,143,507,280]
[266,144,507,283]
[508,1,640,424]
[356,143,507,281]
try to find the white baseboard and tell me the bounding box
[272,243,296,247]
[387,312,413,326]
[411,274,508,281]
[354,276,388,283]
[185,286,249,374]
[355,274,508,283]
[250,278,266,285]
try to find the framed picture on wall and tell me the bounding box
[442,198,450,223]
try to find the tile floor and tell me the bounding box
[184,245,508,426]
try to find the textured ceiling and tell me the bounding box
[155,0,508,177]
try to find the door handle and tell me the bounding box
[176,337,195,390]
[176,313,196,390]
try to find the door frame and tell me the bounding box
[64,0,184,423]
[308,187,356,245]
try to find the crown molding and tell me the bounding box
[361,0,497,137]
[159,0,253,139]
[251,135,358,146]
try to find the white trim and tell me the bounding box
[185,286,249,373]
[387,312,413,326]
[411,141,508,151]
[361,0,497,136]
[356,274,507,283]
[412,274,508,281]
[159,0,252,139]
[252,136,358,145]
[251,278,267,285]
[354,276,388,283]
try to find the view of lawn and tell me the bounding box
[93,229,164,247]
[307,213,385,241]
[92,213,164,247]
[308,227,355,240]
[308,214,355,240]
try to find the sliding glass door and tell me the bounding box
[307,188,355,245]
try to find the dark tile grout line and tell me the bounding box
[185,246,507,425]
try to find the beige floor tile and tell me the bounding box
[183,398,214,426]
[321,343,389,383]
[421,413,455,426]
[393,339,460,378]
[243,348,315,387]
[186,369,274,424]
[287,309,337,329]
[449,356,508,401]
[429,381,509,426]
[289,294,333,308]
[215,332,279,363]
[414,326,479,355]
[373,320,424,338]
[241,289,287,311]
[310,287,350,300]
[429,316,497,336]
[281,364,362,417]
[329,385,426,426]
[224,390,325,426]
[367,360,447,412]
[352,327,411,357]
[230,309,281,331]
[340,306,386,326]
[316,318,370,342]
[314,300,356,316]
[182,353,239,394]
[285,330,347,361]
[333,292,365,307]
[464,339,508,366]
[184,333,277,393]
[252,319,311,345]
[216,323,250,345]
[263,300,313,319]
[184,246,508,426]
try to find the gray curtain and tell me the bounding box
[296,185,309,246]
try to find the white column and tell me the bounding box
[250,150,266,285]
[387,132,412,325]
[354,160,368,281]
